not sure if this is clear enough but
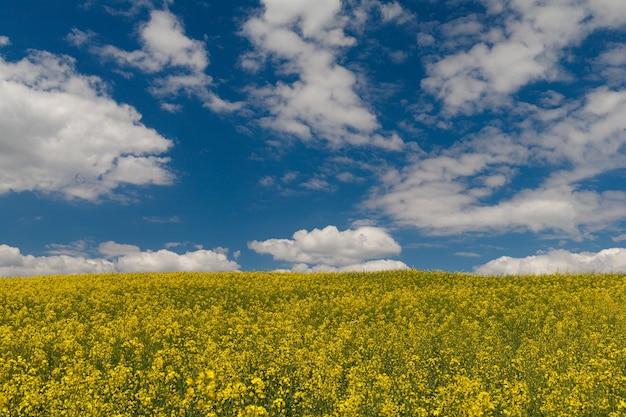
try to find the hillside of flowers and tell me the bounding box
[1,270,626,416]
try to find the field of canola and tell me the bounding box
[1,270,626,416]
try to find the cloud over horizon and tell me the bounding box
[0,242,240,277]
[248,225,408,272]
[475,247,626,275]
[1,0,626,274]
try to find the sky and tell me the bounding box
[1,0,626,276]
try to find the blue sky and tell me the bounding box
[2,0,626,276]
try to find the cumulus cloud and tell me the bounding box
[0,242,240,277]
[114,248,240,272]
[97,10,207,73]
[422,0,626,114]
[0,244,115,277]
[242,0,403,150]
[0,49,174,200]
[0,36,10,47]
[292,259,409,273]
[475,248,626,275]
[77,10,240,112]
[248,225,406,270]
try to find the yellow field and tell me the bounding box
[1,270,626,416]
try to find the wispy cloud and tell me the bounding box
[143,215,181,224]
[613,234,626,243]
[71,9,241,112]
[46,240,92,257]
[98,241,141,257]
[455,252,480,258]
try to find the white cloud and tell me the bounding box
[422,0,626,114]
[86,0,172,16]
[95,9,206,71]
[98,241,141,257]
[242,0,403,150]
[0,242,240,277]
[0,50,174,201]
[370,174,626,236]
[142,215,181,223]
[389,50,408,64]
[529,87,626,178]
[114,248,240,272]
[248,225,403,269]
[300,177,331,190]
[160,102,182,113]
[613,234,626,243]
[455,252,481,258]
[0,244,115,277]
[46,240,91,257]
[597,44,626,87]
[379,2,403,22]
[0,36,10,47]
[438,14,484,42]
[292,259,409,272]
[475,248,626,275]
[367,84,626,237]
[378,2,413,24]
[597,43,626,67]
[417,33,435,47]
[587,0,626,27]
[66,28,96,47]
[83,10,240,112]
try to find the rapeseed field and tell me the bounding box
[1,270,626,416]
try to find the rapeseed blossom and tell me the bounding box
[1,271,626,415]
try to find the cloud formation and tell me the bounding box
[475,248,626,275]
[242,0,403,149]
[422,0,626,114]
[0,244,115,277]
[113,248,240,273]
[73,9,240,112]
[98,10,207,74]
[0,242,240,277]
[0,48,174,200]
[367,85,626,237]
[248,225,407,271]
[292,259,409,273]
[98,241,141,257]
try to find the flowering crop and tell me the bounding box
[1,270,626,416]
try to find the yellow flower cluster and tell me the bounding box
[1,270,626,416]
